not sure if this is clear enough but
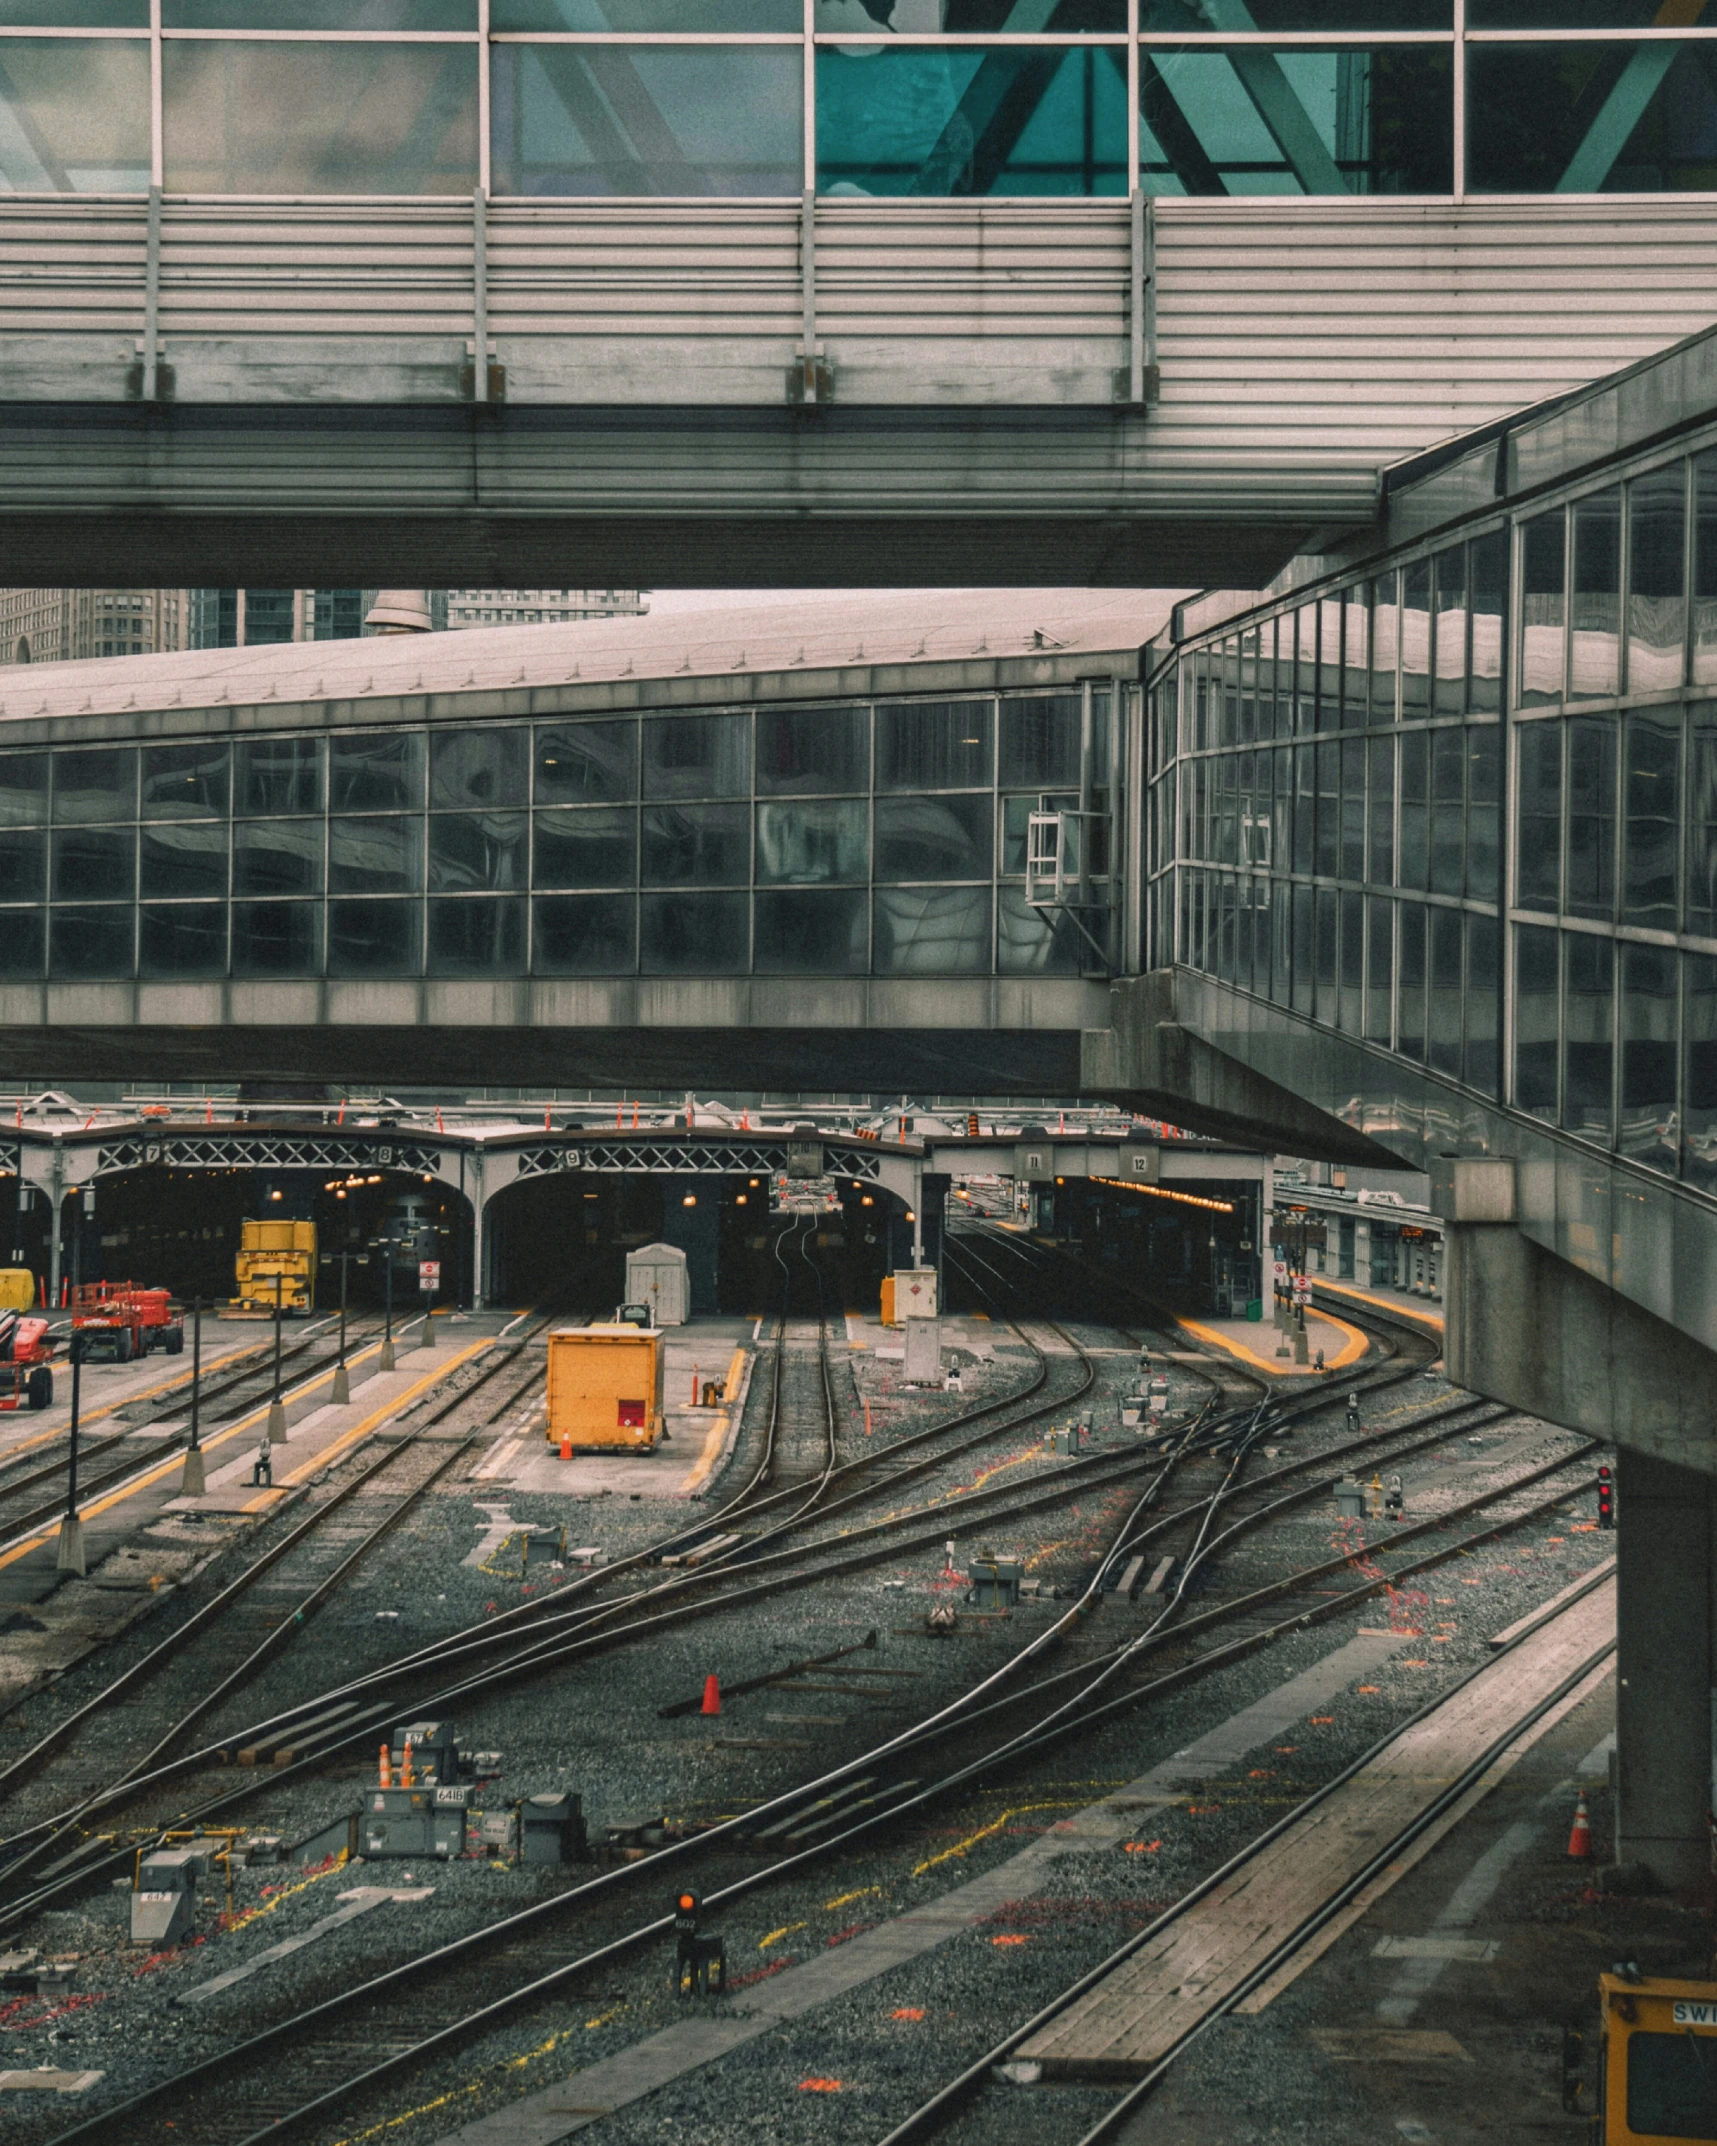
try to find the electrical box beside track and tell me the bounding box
[1600,1971,1717,2141]
[547,1327,666,1453]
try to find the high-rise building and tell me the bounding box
[445,590,646,630]
[188,589,456,648]
[0,589,189,666]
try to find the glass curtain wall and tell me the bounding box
[1154,431,1717,1201]
[0,686,1113,984]
[7,5,1717,198]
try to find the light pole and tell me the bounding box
[328,1249,351,1406]
[54,1335,83,1574]
[380,1239,395,1373]
[266,1271,287,1444]
[181,1296,205,1496]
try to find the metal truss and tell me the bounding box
[514,1139,889,1184]
[92,1135,443,1178]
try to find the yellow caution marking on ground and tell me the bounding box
[824,1884,884,1912]
[759,1920,806,1950]
[911,1801,1083,1877]
[1313,1278,1445,1332]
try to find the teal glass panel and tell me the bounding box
[818,46,1127,196]
[166,1,472,22]
[1471,0,1712,23]
[0,3,144,19]
[0,38,148,191]
[1140,46,1451,194]
[1469,43,1717,193]
[498,0,797,25]
[493,44,800,195]
[1142,0,1448,21]
[819,0,1126,25]
[164,42,478,193]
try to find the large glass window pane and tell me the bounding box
[164,42,478,194]
[1520,509,1566,707]
[0,4,146,21]
[432,729,528,811]
[877,701,992,792]
[428,812,528,893]
[1370,572,1399,720]
[1289,880,1313,1013]
[428,897,526,975]
[330,817,423,895]
[1398,729,1427,890]
[1564,932,1614,1142]
[1628,463,1686,694]
[1621,941,1677,1173]
[1696,452,1717,687]
[1465,911,1501,1096]
[1364,893,1392,1044]
[1567,717,1617,919]
[1295,605,1318,732]
[753,888,867,974]
[1515,922,1559,1119]
[1570,488,1621,698]
[140,903,227,979]
[0,38,148,192]
[168,0,470,21]
[1317,600,1342,733]
[328,899,420,975]
[236,737,323,818]
[52,906,131,978]
[1340,736,1365,881]
[640,890,747,973]
[1397,900,1425,1059]
[998,886,1092,974]
[536,720,637,805]
[1339,887,1363,1034]
[533,807,635,889]
[641,803,749,886]
[234,821,324,899]
[873,885,989,974]
[1433,547,1467,714]
[141,823,228,901]
[0,752,47,828]
[1366,735,1394,886]
[504,0,794,21]
[1692,706,1717,939]
[830,0,1127,20]
[1470,41,1717,193]
[232,900,321,978]
[642,714,749,801]
[1472,0,1707,18]
[1401,562,1430,718]
[1314,741,1338,878]
[1686,953,1717,1193]
[0,828,43,906]
[1292,745,1314,876]
[1314,884,1337,1019]
[53,746,135,824]
[1137,45,1449,195]
[755,707,869,798]
[999,695,1082,788]
[1429,727,1464,896]
[1516,719,1562,912]
[1623,714,1679,931]
[1469,529,1506,714]
[1466,726,1501,902]
[51,825,133,902]
[533,892,635,976]
[820,47,1126,198]
[496,45,799,196]
[755,800,868,886]
[0,909,43,979]
[330,733,423,814]
[1428,904,1462,1078]
[140,741,230,821]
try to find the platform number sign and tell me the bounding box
[418,1261,440,1292]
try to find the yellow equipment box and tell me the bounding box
[547,1327,665,1453]
[0,1269,35,1311]
[1599,1971,1717,2140]
[234,1218,317,1316]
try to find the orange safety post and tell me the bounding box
[700,1675,722,1717]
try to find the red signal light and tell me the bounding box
[1597,1464,1614,1531]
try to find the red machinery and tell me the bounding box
[70,1283,184,1364]
[0,1310,54,1410]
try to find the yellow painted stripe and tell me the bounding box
[1313,1278,1445,1333]
[1175,1306,1370,1375]
[0,1332,275,1465]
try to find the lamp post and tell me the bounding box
[380,1239,395,1374]
[54,1336,83,1574]
[181,1296,205,1496]
[266,1271,287,1444]
[328,1249,351,1406]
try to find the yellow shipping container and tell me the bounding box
[546,1327,665,1453]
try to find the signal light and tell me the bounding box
[1597,1464,1614,1530]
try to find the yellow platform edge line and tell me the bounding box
[1313,1277,1446,1332]
[1175,1306,1370,1375]
[677,1345,750,1498]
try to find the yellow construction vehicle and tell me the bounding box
[232,1219,317,1317]
[1598,1969,1717,2140]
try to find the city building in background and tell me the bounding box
[0,589,188,666]
[445,591,645,629]
[186,589,643,648]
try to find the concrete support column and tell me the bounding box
[470,1193,487,1312]
[1617,1451,1716,1891]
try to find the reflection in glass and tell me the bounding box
[822,0,1126,23]
[1428,904,1461,1078]
[428,812,528,892]
[1396,899,1424,1059]
[877,702,992,791]
[0,829,43,905]
[1567,717,1616,919]
[533,893,635,975]
[141,823,228,901]
[1520,509,1566,706]
[1314,739,1337,878]
[1469,42,1717,194]
[1366,735,1394,886]
[1469,529,1506,714]
[870,885,990,974]
[428,897,526,974]
[1400,562,1430,717]
[1628,464,1685,693]
[164,42,478,193]
[330,817,423,895]
[536,720,637,805]
[640,891,747,973]
[52,825,133,902]
[328,899,420,975]
[503,0,795,21]
[1142,0,1449,21]
[0,39,149,191]
[52,747,135,824]
[1697,454,1717,686]
[641,803,748,886]
[1138,45,1450,196]
[0,753,47,828]
[755,707,869,797]
[1621,941,1677,1172]
[1570,488,1621,698]
[52,906,132,978]
[754,889,867,974]
[877,794,991,881]
[330,733,423,814]
[1339,886,1363,1034]
[1370,572,1398,719]
[1397,729,1427,891]
[1686,953,1717,1192]
[141,742,230,821]
[0,4,147,20]
[1364,893,1391,1044]
[1563,932,1614,1142]
[1516,719,1561,910]
[819,47,1126,198]
[755,800,868,885]
[1465,912,1500,1095]
[234,820,324,899]
[1514,922,1558,1117]
[642,714,750,800]
[1691,708,1717,938]
[0,909,43,979]
[1429,727,1464,896]
[998,885,1092,973]
[1314,884,1336,1019]
[168,0,470,20]
[1433,547,1466,714]
[140,904,227,979]
[432,729,528,811]
[533,807,635,889]
[233,901,321,977]
[1000,695,1082,789]
[494,45,800,196]
[237,737,323,818]
[1623,715,1679,930]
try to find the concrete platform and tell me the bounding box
[0,1316,276,1469]
[1173,1303,1371,1378]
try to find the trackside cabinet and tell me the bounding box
[546,1328,666,1452]
[1600,1973,1717,2141]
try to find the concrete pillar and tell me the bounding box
[470,1193,486,1312]
[1617,1452,1715,1891]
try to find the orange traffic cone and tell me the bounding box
[401,1744,414,1788]
[1568,1790,1594,1860]
[700,1674,722,1717]
[560,1429,572,1461]
[379,1743,391,1788]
